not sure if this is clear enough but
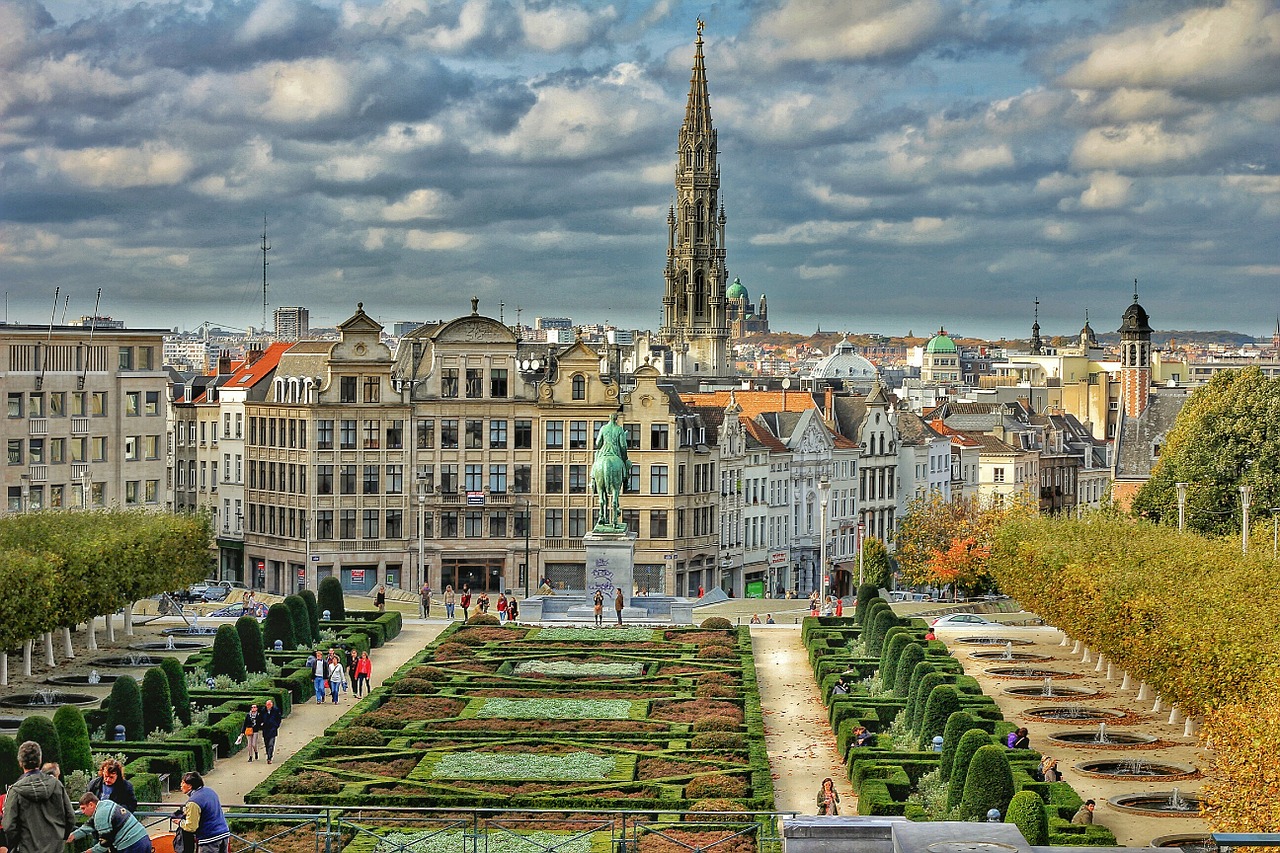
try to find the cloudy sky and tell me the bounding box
[2,0,1278,340]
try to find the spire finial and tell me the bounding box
[1034,298,1039,322]
[696,18,704,38]
[1133,278,1139,302]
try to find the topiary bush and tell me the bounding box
[697,645,735,660]
[907,672,947,733]
[699,617,732,629]
[684,774,747,799]
[52,706,92,774]
[263,603,296,650]
[332,726,382,746]
[0,735,18,789]
[917,685,962,750]
[1006,789,1048,844]
[210,624,248,682]
[16,715,60,766]
[689,798,747,813]
[141,667,174,735]
[284,595,312,647]
[860,597,889,628]
[960,744,1014,820]
[879,633,913,690]
[318,576,345,621]
[466,613,500,626]
[938,711,976,782]
[299,588,321,641]
[236,615,268,673]
[159,657,191,725]
[893,643,927,698]
[855,584,879,622]
[946,728,992,809]
[104,676,143,743]
[691,716,740,732]
[865,607,900,656]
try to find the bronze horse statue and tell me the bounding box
[591,411,630,532]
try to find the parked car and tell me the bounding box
[175,584,211,603]
[928,613,1000,628]
[201,585,231,602]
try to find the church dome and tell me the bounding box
[1120,298,1152,335]
[925,327,957,354]
[726,277,748,300]
[810,337,879,391]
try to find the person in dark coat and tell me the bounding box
[86,759,138,814]
[5,741,76,853]
[260,699,282,764]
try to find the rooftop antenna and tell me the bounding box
[38,286,60,389]
[261,214,271,333]
[60,294,70,325]
[516,305,523,340]
[499,301,505,324]
[79,289,101,390]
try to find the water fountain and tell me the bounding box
[128,639,206,651]
[1049,728,1159,748]
[1003,641,1014,660]
[1150,834,1214,852]
[166,635,175,650]
[89,670,101,684]
[1096,722,1109,744]
[955,636,1034,647]
[1023,706,1126,724]
[1109,790,1202,816]
[1003,681,1098,700]
[0,689,100,708]
[48,671,121,687]
[969,650,1053,662]
[90,653,159,667]
[984,665,1076,679]
[1077,759,1197,781]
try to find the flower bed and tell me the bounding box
[513,660,645,678]
[429,751,618,780]
[532,627,657,642]
[469,698,639,720]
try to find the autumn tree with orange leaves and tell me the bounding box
[896,491,1032,598]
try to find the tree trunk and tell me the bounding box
[44,632,55,667]
[87,618,98,651]
[1,653,8,686]
[105,612,116,643]
[62,626,74,659]
[23,639,33,677]
[123,602,134,636]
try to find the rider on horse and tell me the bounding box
[591,410,630,532]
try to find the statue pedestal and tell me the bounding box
[584,530,637,606]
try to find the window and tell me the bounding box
[7,440,21,465]
[650,465,669,494]
[124,436,139,461]
[464,511,484,537]
[316,511,333,539]
[514,465,532,494]
[569,420,588,450]
[6,394,21,418]
[490,368,508,398]
[466,368,483,398]
[340,376,358,403]
[318,420,334,449]
[649,510,668,538]
[465,419,483,449]
[363,465,380,494]
[49,393,64,417]
[126,392,140,416]
[621,509,639,535]
[651,424,669,450]
[71,437,86,463]
[441,511,459,537]
[489,420,507,448]
[50,438,65,464]
[73,392,87,417]
[571,374,586,400]
[440,464,458,493]
[545,465,564,493]
[441,368,459,398]
[339,509,357,539]
[544,509,564,537]
[27,394,44,417]
[628,463,640,493]
[624,423,639,449]
[489,465,507,494]
[514,511,530,538]
[386,420,404,449]
[91,437,107,462]
[125,481,139,504]
[568,464,587,494]
[317,465,334,495]
[993,467,1006,483]
[145,480,158,503]
[545,420,564,449]
[139,346,154,370]
[363,510,379,539]
[489,512,507,538]
[386,465,403,494]
[340,420,357,449]
[340,465,357,494]
[363,420,380,449]
[385,509,403,539]
[364,376,380,402]
[118,346,134,370]
[417,419,435,449]
[568,508,588,538]
[514,420,532,449]
[417,466,435,491]
[145,391,159,416]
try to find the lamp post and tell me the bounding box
[818,475,830,604]
[1272,508,1280,561]
[1175,482,1187,532]
[857,521,866,587]
[20,474,30,513]
[1240,484,1252,554]
[418,479,427,596]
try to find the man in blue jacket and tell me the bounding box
[174,772,230,853]
[260,698,283,764]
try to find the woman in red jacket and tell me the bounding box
[353,651,373,698]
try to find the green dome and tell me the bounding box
[925,327,957,354]
[726,277,748,300]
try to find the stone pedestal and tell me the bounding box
[584,530,636,606]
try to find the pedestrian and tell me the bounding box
[444,585,456,619]
[697,585,704,598]
[614,588,624,626]
[420,582,431,618]
[593,590,604,627]
[347,647,359,680]
[4,741,76,853]
[69,793,152,853]
[765,614,775,624]
[311,649,327,703]
[173,772,230,853]
[1040,755,1060,783]
[354,651,372,697]
[239,703,262,762]
[86,759,138,814]
[478,591,490,614]
[327,654,347,703]
[40,763,60,779]
[374,585,386,613]
[260,699,282,764]
[816,777,840,815]
[1009,727,1030,750]
[835,597,844,617]
[496,593,508,623]
[1071,799,1095,825]
[460,585,471,619]
[750,613,761,624]
[507,596,519,623]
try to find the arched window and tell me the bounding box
[693,271,706,317]
[695,202,706,241]
[572,374,586,400]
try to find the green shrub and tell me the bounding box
[466,614,500,626]
[938,711,976,782]
[159,657,191,725]
[946,728,992,809]
[879,633,913,690]
[16,715,60,766]
[684,774,747,798]
[0,736,18,788]
[892,643,926,697]
[299,588,321,641]
[284,595,312,647]
[917,685,962,750]
[1006,790,1048,844]
[689,798,747,813]
[691,732,745,750]
[277,771,343,794]
[855,584,879,621]
[699,617,732,629]
[907,672,946,733]
[104,676,143,742]
[866,608,900,656]
[697,645,735,659]
[332,726,382,746]
[394,678,434,694]
[141,667,174,735]
[960,744,1014,819]
[263,603,297,650]
[691,716,739,732]
[859,595,888,626]
[210,624,248,681]
[52,706,92,774]
[318,576,346,621]
[236,615,268,673]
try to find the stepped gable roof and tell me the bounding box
[1114,388,1191,480]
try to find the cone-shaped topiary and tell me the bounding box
[263,603,296,650]
[938,710,976,782]
[960,744,1015,819]
[104,675,143,743]
[318,575,345,621]
[865,607,900,656]
[892,643,927,698]
[862,600,889,636]
[907,671,947,733]
[860,538,894,590]
[236,615,268,673]
[879,633,914,690]
[856,592,885,625]
[855,584,879,622]
[52,706,92,774]
[1006,790,1048,845]
[900,661,934,724]
[299,588,321,641]
[16,715,61,766]
[284,595,312,647]
[0,735,18,789]
[917,684,962,750]
[946,728,994,809]
[210,623,247,682]
[141,667,174,735]
[159,657,191,725]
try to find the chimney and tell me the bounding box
[824,386,834,424]
[247,347,264,366]
[217,354,232,374]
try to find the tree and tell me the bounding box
[854,585,879,622]
[892,644,926,698]
[160,657,191,726]
[1006,790,1048,844]
[105,676,143,741]
[284,595,312,647]
[236,615,268,674]
[896,491,1032,598]
[860,537,894,591]
[263,603,296,650]
[141,667,174,735]
[53,706,93,775]
[917,685,962,750]
[960,744,1014,819]
[16,715,61,766]
[318,576,346,621]
[1132,366,1280,536]
[0,735,18,789]
[210,624,247,682]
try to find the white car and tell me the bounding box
[929,613,999,629]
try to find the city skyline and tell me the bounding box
[2,0,1278,340]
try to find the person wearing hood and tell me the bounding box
[4,740,76,853]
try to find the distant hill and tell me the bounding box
[1094,330,1259,347]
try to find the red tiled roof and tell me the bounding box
[229,342,292,387]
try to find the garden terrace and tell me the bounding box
[247,624,772,812]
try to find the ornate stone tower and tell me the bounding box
[1119,281,1153,417]
[660,20,731,379]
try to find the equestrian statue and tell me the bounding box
[591,410,630,533]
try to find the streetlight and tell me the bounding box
[417,478,427,596]
[818,475,830,605]
[1240,484,1252,554]
[19,474,30,513]
[1175,482,1187,532]
[857,521,866,587]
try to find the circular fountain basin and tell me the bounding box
[0,716,23,732]
[955,637,1034,647]
[1150,835,1214,852]
[129,640,207,651]
[1049,730,1159,748]
[161,626,220,637]
[1024,706,1126,723]
[969,651,1053,662]
[0,691,101,709]
[1108,792,1202,816]
[1078,760,1198,781]
[47,674,121,686]
[984,666,1078,679]
[1003,684,1098,700]
[91,654,169,668]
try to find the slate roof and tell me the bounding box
[1113,388,1191,481]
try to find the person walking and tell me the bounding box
[260,699,282,764]
[444,585,456,620]
[816,777,840,815]
[593,590,604,627]
[327,654,347,703]
[4,741,76,853]
[374,585,386,613]
[173,772,230,853]
[507,596,519,623]
[310,649,327,703]
[69,793,151,853]
[354,651,372,697]
[86,759,138,814]
[614,588,624,626]
[420,583,431,618]
[460,585,471,620]
[240,703,262,761]
[496,593,508,623]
